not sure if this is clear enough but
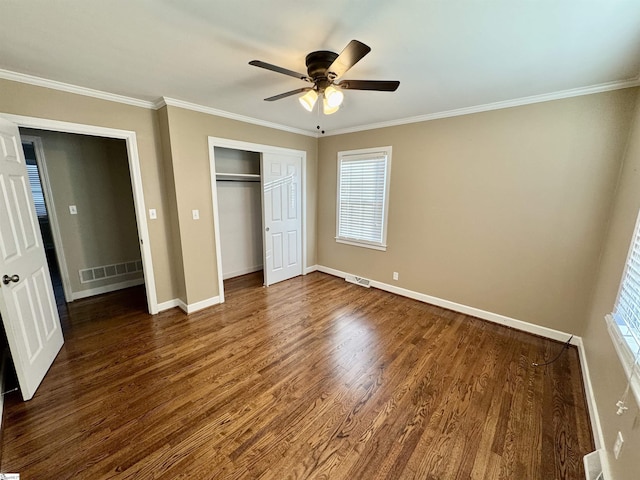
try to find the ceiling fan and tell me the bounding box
[249,40,400,115]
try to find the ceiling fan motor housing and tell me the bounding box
[305,50,339,89]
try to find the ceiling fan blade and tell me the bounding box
[249,60,311,82]
[337,80,400,91]
[264,88,312,101]
[326,40,371,80]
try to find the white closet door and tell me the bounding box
[261,152,302,286]
[0,117,64,401]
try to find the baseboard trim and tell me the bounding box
[179,296,221,314]
[304,265,318,275]
[316,265,577,344]
[223,265,263,280]
[157,299,182,312]
[71,278,145,301]
[157,296,221,314]
[576,341,611,478]
[177,299,188,313]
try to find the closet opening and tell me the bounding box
[214,147,264,288]
[209,137,307,303]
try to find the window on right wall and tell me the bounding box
[607,208,640,405]
[336,146,392,251]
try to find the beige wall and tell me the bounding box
[318,89,637,334]
[21,129,142,293]
[162,105,317,304]
[582,89,640,480]
[156,106,186,301]
[0,78,177,303]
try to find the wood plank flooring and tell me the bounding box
[0,272,594,479]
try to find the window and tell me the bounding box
[23,142,48,218]
[336,146,392,251]
[608,209,640,404]
[26,163,47,217]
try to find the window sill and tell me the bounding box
[335,238,387,251]
[605,314,640,407]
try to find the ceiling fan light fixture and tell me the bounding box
[299,89,318,111]
[323,96,340,115]
[251,40,399,115]
[324,85,344,108]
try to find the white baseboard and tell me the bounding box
[317,265,577,343]
[576,341,611,480]
[71,278,145,300]
[304,265,318,274]
[157,299,182,312]
[156,296,221,314]
[222,265,263,280]
[575,339,605,450]
[180,296,220,314]
[177,299,188,313]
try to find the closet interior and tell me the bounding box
[214,146,264,284]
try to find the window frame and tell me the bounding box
[607,208,640,406]
[335,146,392,251]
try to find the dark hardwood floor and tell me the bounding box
[0,272,593,479]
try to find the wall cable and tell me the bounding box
[532,335,573,367]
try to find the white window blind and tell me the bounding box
[609,209,640,406]
[26,163,48,217]
[336,147,391,250]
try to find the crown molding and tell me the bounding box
[2,68,638,138]
[156,97,318,138]
[0,69,157,109]
[0,69,318,136]
[325,76,640,137]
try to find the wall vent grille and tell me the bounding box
[345,275,371,288]
[583,450,605,480]
[79,260,143,284]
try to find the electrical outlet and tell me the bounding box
[393,272,399,281]
[613,431,624,459]
[192,209,200,220]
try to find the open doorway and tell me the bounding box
[19,130,146,316]
[0,113,159,315]
[0,114,158,401]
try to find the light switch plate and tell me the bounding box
[69,205,77,215]
[149,208,157,220]
[192,209,200,220]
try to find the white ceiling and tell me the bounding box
[1,1,640,135]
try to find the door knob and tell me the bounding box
[265,227,270,232]
[2,274,19,285]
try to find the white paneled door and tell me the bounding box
[0,117,63,401]
[261,152,302,286]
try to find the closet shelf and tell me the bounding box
[216,172,261,182]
